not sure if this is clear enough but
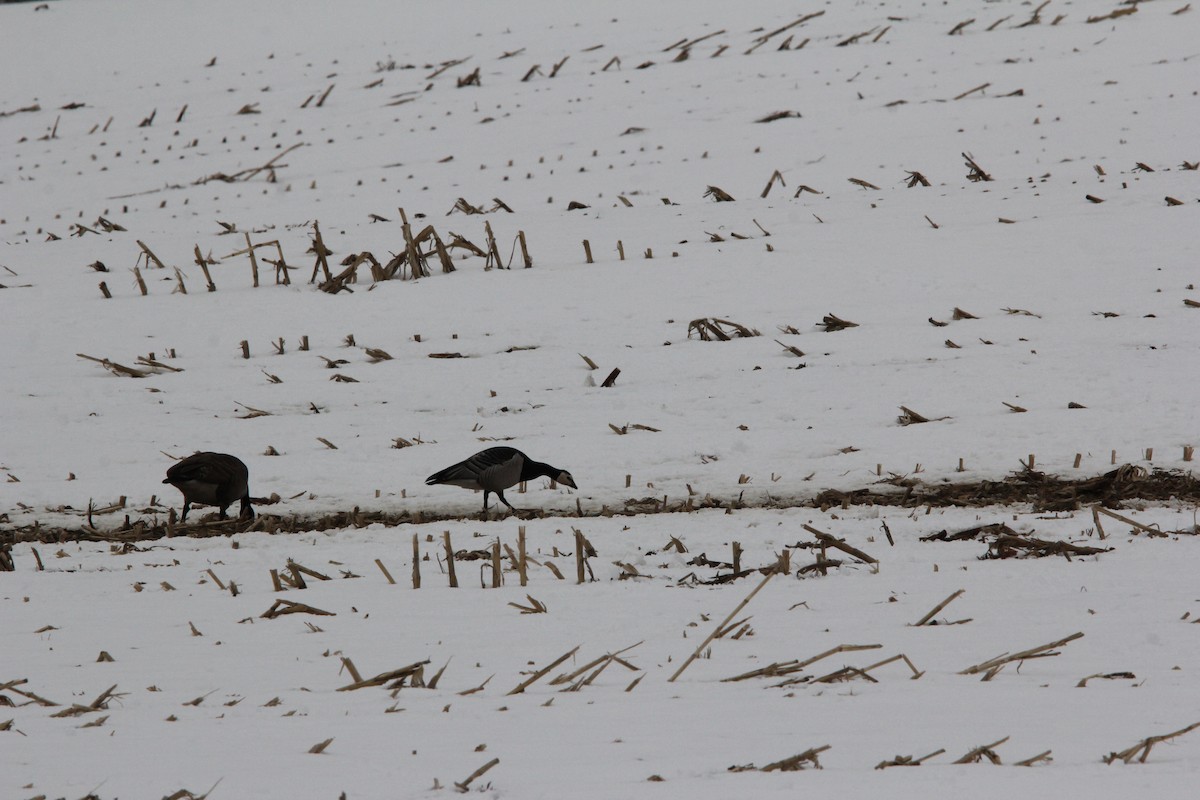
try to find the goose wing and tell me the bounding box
[164,452,245,486]
[426,447,524,490]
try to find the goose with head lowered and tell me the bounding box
[425,446,577,518]
[163,451,254,522]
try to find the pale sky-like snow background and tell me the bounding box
[2,1,1199,798]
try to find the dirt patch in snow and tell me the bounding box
[3,466,1196,547]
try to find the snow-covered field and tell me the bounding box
[2,0,1198,797]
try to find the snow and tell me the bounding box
[2,0,1199,797]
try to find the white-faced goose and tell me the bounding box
[425,446,577,517]
[163,452,254,522]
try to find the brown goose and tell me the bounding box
[426,446,576,517]
[163,452,253,522]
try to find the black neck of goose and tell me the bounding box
[520,460,558,481]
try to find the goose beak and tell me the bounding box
[557,471,578,490]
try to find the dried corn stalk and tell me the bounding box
[688,318,761,340]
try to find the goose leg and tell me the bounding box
[495,490,525,517]
[240,497,255,519]
[181,501,192,522]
